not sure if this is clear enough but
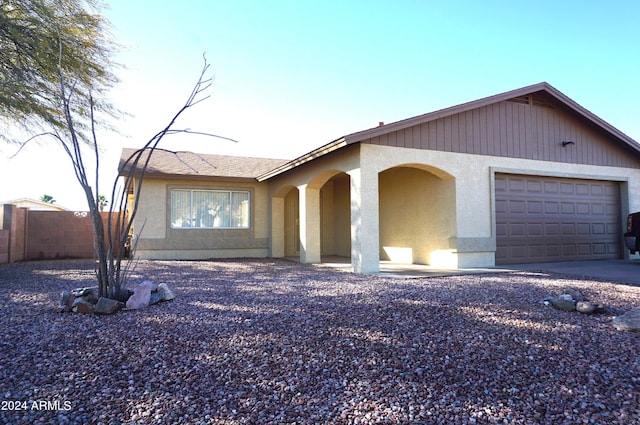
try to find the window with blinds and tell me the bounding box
[170,189,250,229]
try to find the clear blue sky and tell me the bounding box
[1,0,639,210]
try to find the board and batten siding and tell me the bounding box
[363,95,640,169]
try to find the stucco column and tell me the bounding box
[298,184,321,264]
[271,197,285,257]
[349,168,380,273]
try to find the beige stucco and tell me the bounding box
[123,84,640,272]
[379,166,456,265]
[132,177,272,260]
[355,143,640,269]
[268,142,640,272]
[130,142,640,271]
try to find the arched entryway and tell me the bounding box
[270,171,351,263]
[378,164,456,266]
[319,172,351,258]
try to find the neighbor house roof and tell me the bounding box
[118,148,289,181]
[257,82,640,181]
[1,198,69,211]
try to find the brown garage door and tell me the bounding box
[495,174,621,264]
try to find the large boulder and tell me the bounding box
[94,297,124,315]
[612,307,640,331]
[57,290,74,313]
[72,298,94,314]
[559,288,585,302]
[149,282,176,305]
[125,281,155,310]
[550,294,576,312]
[149,291,165,305]
[576,301,605,314]
[157,283,175,301]
[71,287,99,304]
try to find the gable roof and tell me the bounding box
[118,148,288,181]
[258,82,640,180]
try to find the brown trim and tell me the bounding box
[258,83,640,181]
[344,83,640,155]
[257,138,347,181]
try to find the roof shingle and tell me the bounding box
[119,148,288,180]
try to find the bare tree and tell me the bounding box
[99,60,216,299]
[3,1,227,301]
[23,54,216,299]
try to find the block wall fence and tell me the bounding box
[0,204,115,264]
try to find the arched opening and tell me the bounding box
[378,165,456,266]
[282,187,299,257]
[319,172,351,258]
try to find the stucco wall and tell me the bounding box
[284,189,299,257]
[379,167,455,264]
[320,174,351,257]
[360,143,640,267]
[132,177,272,260]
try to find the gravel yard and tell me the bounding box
[1,258,639,424]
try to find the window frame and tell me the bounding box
[170,188,251,230]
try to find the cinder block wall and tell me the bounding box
[0,204,27,264]
[26,211,115,260]
[0,229,8,263]
[11,206,27,262]
[0,206,117,264]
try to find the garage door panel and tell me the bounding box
[544,202,559,214]
[561,223,575,235]
[545,245,561,256]
[509,200,526,213]
[526,201,542,214]
[560,183,575,194]
[528,223,543,236]
[576,184,590,195]
[545,223,559,236]
[495,174,621,264]
[509,179,526,191]
[527,180,542,192]
[510,223,526,236]
[528,245,545,257]
[577,203,590,214]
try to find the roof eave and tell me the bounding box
[541,83,640,154]
[119,171,259,183]
[257,137,347,181]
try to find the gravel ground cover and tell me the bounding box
[0,258,639,425]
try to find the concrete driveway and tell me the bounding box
[506,259,640,286]
[319,256,640,284]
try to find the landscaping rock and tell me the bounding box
[72,298,94,314]
[157,283,175,301]
[576,301,596,314]
[550,294,576,311]
[560,288,585,302]
[149,291,165,305]
[94,297,124,315]
[57,290,73,313]
[71,286,99,304]
[113,288,133,303]
[612,307,640,331]
[125,281,154,310]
